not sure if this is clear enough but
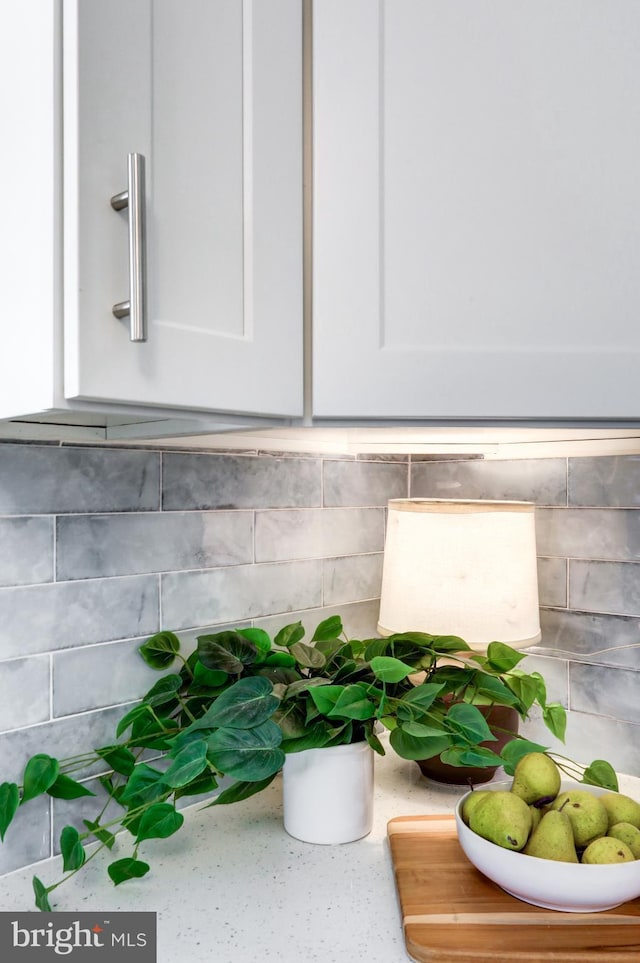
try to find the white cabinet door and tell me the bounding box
[313,0,640,420]
[65,0,303,419]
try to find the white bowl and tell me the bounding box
[455,779,640,912]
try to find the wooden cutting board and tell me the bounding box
[387,814,640,963]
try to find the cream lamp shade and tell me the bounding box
[377,499,541,652]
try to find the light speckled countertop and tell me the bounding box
[0,747,466,962]
[1,751,639,963]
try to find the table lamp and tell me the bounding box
[377,498,541,652]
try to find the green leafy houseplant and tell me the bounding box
[0,616,617,910]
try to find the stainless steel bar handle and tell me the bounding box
[110,153,147,342]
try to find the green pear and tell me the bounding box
[469,790,532,851]
[582,836,635,864]
[551,790,609,848]
[510,752,561,806]
[608,821,640,858]
[529,804,542,833]
[523,809,578,862]
[461,790,492,826]
[599,792,640,830]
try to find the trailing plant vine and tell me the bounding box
[0,616,617,909]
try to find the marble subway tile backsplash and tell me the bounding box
[161,559,324,629]
[323,553,384,607]
[0,517,53,586]
[323,459,408,507]
[254,506,385,562]
[536,507,640,560]
[2,442,640,876]
[568,456,640,507]
[410,456,567,506]
[0,445,160,514]
[569,559,640,618]
[537,556,567,608]
[57,510,254,579]
[0,575,160,659]
[0,442,393,875]
[0,656,50,732]
[162,452,322,510]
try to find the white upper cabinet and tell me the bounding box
[2,0,302,426]
[312,0,640,420]
[68,0,303,418]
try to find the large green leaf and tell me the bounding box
[311,615,343,642]
[141,674,182,707]
[272,702,309,740]
[282,677,331,700]
[197,632,258,673]
[95,745,137,777]
[274,622,305,648]
[526,670,548,706]
[430,665,475,692]
[439,746,504,769]
[386,631,438,646]
[370,656,415,683]
[473,673,521,708]
[485,641,526,673]
[542,702,567,741]
[401,682,445,711]
[429,635,471,654]
[399,721,452,739]
[184,677,280,732]
[207,773,278,807]
[256,651,297,668]
[207,720,285,781]
[582,759,618,791]
[308,684,376,721]
[327,684,376,721]
[363,725,385,756]
[193,661,228,688]
[60,825,85,872]
[313,637,345,661]
[21,755,60,804]
[280,721,342,753]
[33,876,53,911]
[445,702,496,743]
[236,627,272,653]
[362,638,390,660]
[119,764,167,807]
[389,727,451,761]
[135,803,184,843]
[116,704,155,739]
[363,635,430,666]
[108,857,150,886]
[47,774,96,800]
[289,641,326,669]
[0,782,19,840]
[162,740,208,789]
[310,682,378,721]
[502,672,539,712]
[308,685,343,715]
[139,631,181,669]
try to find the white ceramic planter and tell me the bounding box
[282,741,374,844]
